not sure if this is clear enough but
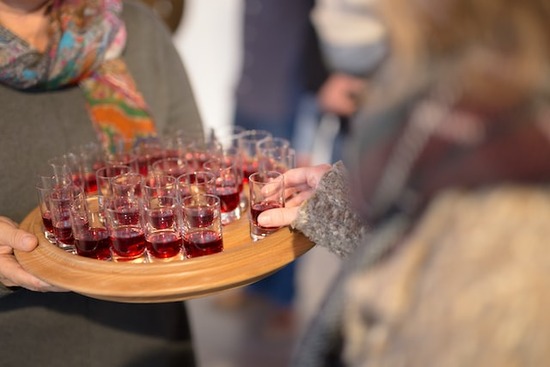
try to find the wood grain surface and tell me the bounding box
[15,205,314,303]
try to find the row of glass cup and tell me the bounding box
[46,128,295,197]
[34,128,292,262]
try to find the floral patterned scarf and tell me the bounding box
[0,0,157,153]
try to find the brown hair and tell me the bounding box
[372,0,550,110]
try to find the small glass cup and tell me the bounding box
[181,194,224,258]
[35,176,57,243]
[143,175,183,261]
[69,194,112,260]
[217,146,245,193]
[185,139,222,171]
[210,125,246,150]
[176,171,216,199]
[48,184,83,252]
[48,154,78,187]
[204,158,242,225]
[111,172,144,199]
[256,137,291,172]
[72,142,105,195]
[256,137,291,156]
[248,171,285,241]
[133,138,165,176]
[218,145,247,209]
[210,124,246,148]
[105,152,139,173]
[161,133,190,159]
[96,165,132,220]
[104,194,147,263]
[258,147,296,173]
[238,129,272,183]
[151,157,188,178]
[96,165,132,197]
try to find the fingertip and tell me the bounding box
[257,212,272,227]
[21,234,38,251]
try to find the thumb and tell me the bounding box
[0,217,38,252]
[258,207,300,228]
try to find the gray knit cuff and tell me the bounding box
[291,161,368,258]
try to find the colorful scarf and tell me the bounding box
[0,0,157,153]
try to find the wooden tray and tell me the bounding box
[15,206,314,303]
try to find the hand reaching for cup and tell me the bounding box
[0,216,66,292]
[257,164,332,228]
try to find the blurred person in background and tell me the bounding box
[229,0,388,336]
[233,0,326,163]
[307,0,387,162]
[228,0,327,333]
[257,0,550,365]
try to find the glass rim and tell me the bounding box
[181,193,220,207]
[96,164,131,179]
[248,170,283,183]
[177,170,216,184]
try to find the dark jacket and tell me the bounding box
[235,0,327,122]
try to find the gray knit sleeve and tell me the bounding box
[291,161,369,258]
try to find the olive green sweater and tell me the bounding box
[0,2,201,366]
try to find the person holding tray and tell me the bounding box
[257,0,550,365]
[0,0,202,366]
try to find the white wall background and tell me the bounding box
[172,0,244,134]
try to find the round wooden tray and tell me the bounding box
[15,206,314,303]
